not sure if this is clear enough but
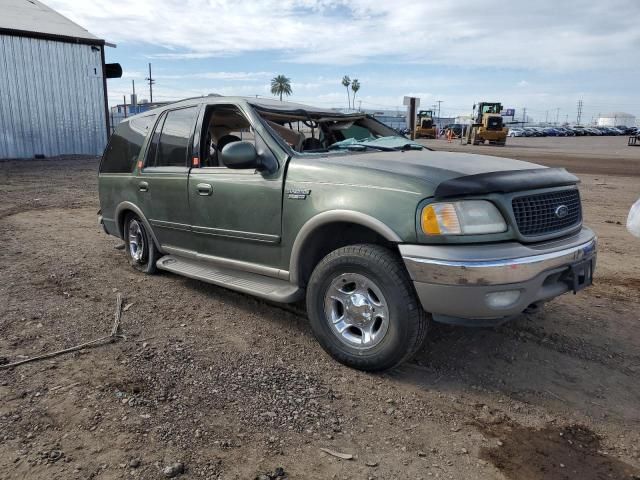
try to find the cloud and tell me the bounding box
[45,0,640,71]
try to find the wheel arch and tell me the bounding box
[289,210,402,287]
[114,201,163,252]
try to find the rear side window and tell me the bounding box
[100,114,157,173]
[147,107,198,167]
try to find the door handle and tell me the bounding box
[138,181,149,192]
[196,183,213,196]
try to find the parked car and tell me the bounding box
[598,127,619,135]
[98,97,597,371]
[585,127,602,135]
[543,127,563,136]
[507,127,526,137]
[556,127,575,136]
[524,127,543,137]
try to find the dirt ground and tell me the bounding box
[1,138,639,480]
[420,136,640,177]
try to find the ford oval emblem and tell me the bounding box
[555,205,569,219]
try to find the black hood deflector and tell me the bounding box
[434,168,579,199]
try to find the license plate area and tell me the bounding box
[563,257,595,293]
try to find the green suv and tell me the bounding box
[98,97,596,371]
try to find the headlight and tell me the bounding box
[421,200,507,235]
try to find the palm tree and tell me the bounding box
[351,79,360,110]
[341,75,351,109]
[271,75,292,101]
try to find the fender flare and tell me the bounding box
[114,201,163,252]
[288,210,402,285]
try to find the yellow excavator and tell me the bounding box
[414,110,437,139]
[466,102,508,146]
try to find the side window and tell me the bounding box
[201,105,256,167]
[147,107,198,168]
[100,114,157,173]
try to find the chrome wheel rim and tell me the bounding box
[323,273,390,350]
[128,219,146,263]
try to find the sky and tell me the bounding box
[48,0,640,124]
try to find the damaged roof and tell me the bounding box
[246,97,364,118]
[0,0,104,45]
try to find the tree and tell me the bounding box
[271,75,292,101]
[351,79,360,110]
[341,75,351,109]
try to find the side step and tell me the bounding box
[156,255,303,303]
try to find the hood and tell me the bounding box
[289,149,577,198]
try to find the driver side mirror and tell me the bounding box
[220,141,259,169]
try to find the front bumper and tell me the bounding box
[400,227,597,325]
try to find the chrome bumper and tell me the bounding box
[400,227,597,323]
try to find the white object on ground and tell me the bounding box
[628,198,640,238]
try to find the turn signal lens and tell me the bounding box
[421,203,462,235]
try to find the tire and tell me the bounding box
[123,213,158,274]
[306,244,428,371]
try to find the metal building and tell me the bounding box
[0,0,116,159]
[596,112,636,128]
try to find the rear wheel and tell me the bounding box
[306,244,428,371]
[124,213,158,274]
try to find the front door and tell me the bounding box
[137,105,200,251]
[187,103,284,269]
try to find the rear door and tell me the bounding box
[137,105,200,251]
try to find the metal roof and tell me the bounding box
[0,0,103,45]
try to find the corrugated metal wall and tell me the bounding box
[0,35,107,159]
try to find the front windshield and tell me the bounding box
[253,107,423,154]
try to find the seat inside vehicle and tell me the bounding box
[201,105,255,167]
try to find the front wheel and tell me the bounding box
[306,244,428,371]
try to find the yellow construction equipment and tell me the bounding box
[466,102,508,146]
[414,110,437,139]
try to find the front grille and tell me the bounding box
[512,189,582,237]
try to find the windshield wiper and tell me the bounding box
[329,143,396,152]
[396,143,423,151]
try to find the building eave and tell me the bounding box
[0,27,105,46]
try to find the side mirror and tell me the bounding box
[220,141,259,169]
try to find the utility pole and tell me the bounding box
[555,108,560,125]
[358,100,362,112]
[522,107,527,125]
[145,63,155,103]
[131,79,137,112]
[436,100,443,131]
[576,99,583,125]
[545,110,549,123]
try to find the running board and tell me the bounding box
[156,255,303,303]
